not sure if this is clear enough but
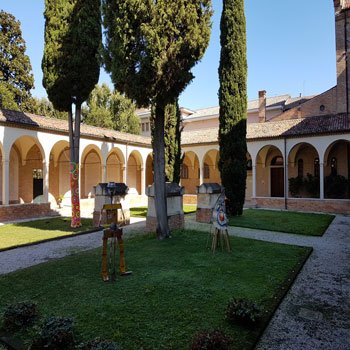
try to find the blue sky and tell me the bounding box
[1,0,336,110]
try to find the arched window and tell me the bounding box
[203,163,210,179]
[314,158,320,178]
[331,157,337,176]
[271,156,283,166]
[180,164,189,179]
[297,159,304,178]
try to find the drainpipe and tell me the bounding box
[284,137,288,210]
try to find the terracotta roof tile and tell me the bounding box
[0,109,151,146]
[181,114,350,145]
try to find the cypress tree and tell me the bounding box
[151,99,183,184]
[0,10,34,110]
[103,0,212,238]
[218,0,248,216]
[42,0,101,227]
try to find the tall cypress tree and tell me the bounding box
[103,0,212,238]
[151,99,183,184]
[218,0,247,216]
[42,0,101,227]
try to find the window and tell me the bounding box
[314,158,320,177]
[33,169,43,179]
[180,164,189,179]
[297,159,304,178]
[145,122,150,132]
[141,123,145,132]
[331,157,337,176]
[203,163,210,179]
[271,156,283,166]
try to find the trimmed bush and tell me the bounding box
[77,338,120,350]
[30,316,75,349]
[325,175,349,198]
[2,301,39,331]
[225,298,262,328]
[191,329,232,350]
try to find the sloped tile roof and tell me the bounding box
[183,94,299,121]
[181,114,350,145]
[0,109,152,146]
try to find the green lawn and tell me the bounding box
[229,209,334,236]
[130,204,197,218]
[0,217,95,251]
[0,230,311,350]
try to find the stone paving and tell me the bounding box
[0,213,349,350]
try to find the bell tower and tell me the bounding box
[334,0,350,114]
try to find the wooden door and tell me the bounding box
[271,167,284,197]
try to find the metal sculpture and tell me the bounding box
[100,183,132,282]
[209,190,231,253]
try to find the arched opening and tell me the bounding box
[256,145,284,197]
[127,151,142,194]
[324,140,350,199]
[288,142,320,198]
[9,136,45,203]
[181,151,200,194]
[106,148,124,183]
[49,141,70,206]
[202,149,220,184]
[145,153,153,188]
[81,146,102,198]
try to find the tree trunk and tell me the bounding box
[153,102,170,239]
[68,104,82,228]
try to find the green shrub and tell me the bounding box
[191,329,232,350]
[2,301,39,331]
[77,338,120,350]
[30,317,75,350]
[288,176,303,197]
[303,173,319,198]
[325,175,349,199]
[225,298,262,328]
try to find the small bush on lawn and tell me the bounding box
[191,329,232,350]
[77,338,121,350]
[2,301,39,331]
[225,298,262,328]
[30,316,75,350]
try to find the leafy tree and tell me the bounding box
[42,0,101,227]
[151,99,183,183]
[218,0,248,216]
[103,0,212,238]
[28,97,67,120]
[83,84,140,135]
[0,10,34,110]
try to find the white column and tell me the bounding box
[102,165,107,183]
[199,159,204,185]
[2,158,9,205]
[252,165,257,198]
[320,162,324,200]
[123,166,127,185]
[42,160,49,202]
[140,167,145,195]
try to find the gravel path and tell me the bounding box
[1,213,349,350]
